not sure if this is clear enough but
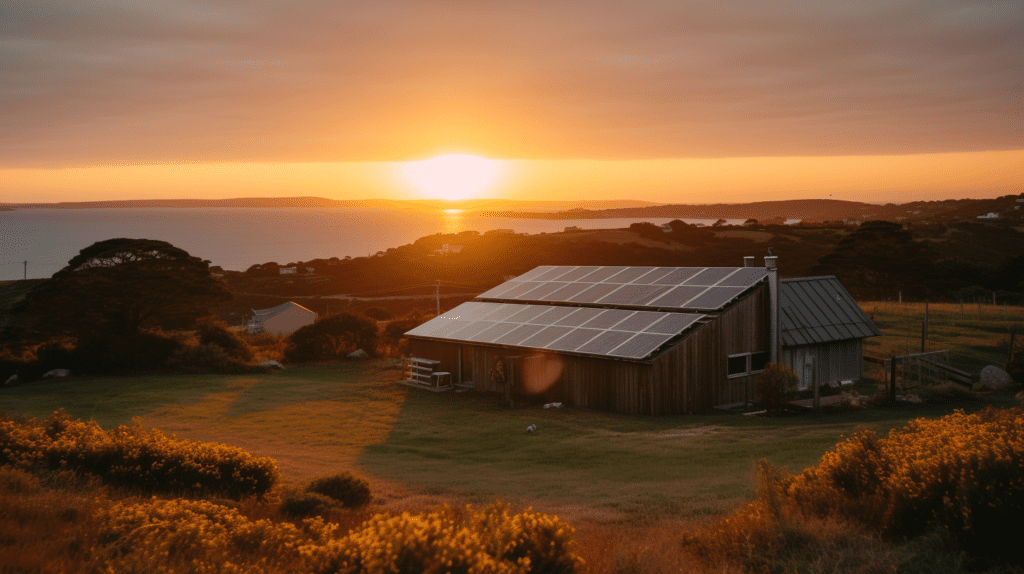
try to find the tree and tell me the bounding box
[284,312,379,363]
[7,238,231,341]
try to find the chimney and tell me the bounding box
[743,256,756,267]
[765,249,780,364]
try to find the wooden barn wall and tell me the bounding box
[781,340,864,390]
[719,284,769,356]
[649,319,723,414]
[408,339,460,380]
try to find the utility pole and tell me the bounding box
[436,280,441,316]
[23,261,28,280]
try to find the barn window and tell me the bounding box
[728,351,770,378]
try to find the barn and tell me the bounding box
[779,276,882,390]
[248,301,317,335]
[405,256,879,415]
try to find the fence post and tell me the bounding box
[889,356,897,401]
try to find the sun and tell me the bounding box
[396,154,505,201]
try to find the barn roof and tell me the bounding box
[476,265,767,312]
[780,276,882,346]
[406,301,707,361]
[252,301,315,320]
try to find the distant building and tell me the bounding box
[977,212,999,219]
[434,244,463,255]
[564,226,581,232]
[280,267,297,274]
[660,224,673,232]
[248,301,317,335]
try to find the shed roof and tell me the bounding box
[780,276,882,346]
[252,301,315,320]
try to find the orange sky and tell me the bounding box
[1,1,1021,204]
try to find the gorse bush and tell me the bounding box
[167,342,258,374]
[195,316,255,362]
[0,411,279,499]
[756,362,798,414]
[285,312,379,363]
[307,472,373,508]
[280,487,339,519]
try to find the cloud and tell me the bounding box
[1,0,1020,167]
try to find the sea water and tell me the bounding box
[0,207,753,280]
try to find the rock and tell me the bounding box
[347,349,369,360]
[42,369,71,379]
[526,424,537,433]
[4,374,17,386]
[1015,391,1024,405]
[259,360,284,370]
[979,365,1016,390]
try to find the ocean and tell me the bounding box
[0,207,754,280]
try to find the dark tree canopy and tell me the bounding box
[8,238,231,341]
[284,312,379,363]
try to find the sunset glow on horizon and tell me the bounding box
[395,154,508,201]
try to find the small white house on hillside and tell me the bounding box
[248,302,317,335]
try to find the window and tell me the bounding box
[728,351,769,378]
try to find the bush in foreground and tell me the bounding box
[0,411,279,499]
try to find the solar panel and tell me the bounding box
[577,266,627,282]
[645,313,702,335]
[504,305,553,323]
[653,268,703,285]
[519,325,575,348]
[683,286,747,310]
[514,282,564,300]
[612,310,668,332]
[448,320,496,341]
[514,266,556,281]
[527,306,579,325]
[430,320,475,338]
[540,283,591,301]
[443,302,498,321]
[630,267,675,284]
[482,304,531,322]
[717,267,767,287]
[552,266,602,282]
[496,282,546,299]
[579,309,635,330]
[491,323,547,346]
[609,333,675,359]
[469,322,520,343]
[682,267,736,286]
[476,281,522,299]
[545,328,603,352]
[603,267,656,283]
[553,307,603,327]
[577,330,635,355]
[646,285,705,307]
[533,267,578,282]
[597,284,672,306]
[568,283,621,304]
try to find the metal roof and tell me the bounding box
[406,301,706,361]
[476,265,767,312]
[252,301,315,320]
[780,276,882,346]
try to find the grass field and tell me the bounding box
[2,357,1014,526]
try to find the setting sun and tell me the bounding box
[396,154,505,200]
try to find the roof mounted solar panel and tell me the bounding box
[513,266,556,282]
[597,284,672,306]
[645,313,702,335]
[577,330,635,355]
[519,325,575,348]
[504,305,553,324]
[482,304,531,322]
[576,266,628,283]
[568,283,622,304]
[532,267,579,282]
[646,285,705,307]
[552,266,602,282]
[540,283,591,301]
[469,322,520,343]
[682,267,736,286]
[476,282,522,300]
[545,328,603,352]
[653,268,703,285]
[613,310,668,333]
[717,267,767,287]
[443,302,498,321]
[609,333,675,359]
[514,282,564,300]
[579,309,635,330]
[448,320,496,341]
[603,267,656,284]
[496,282,546,299]
[528,306,579,325]
[491,323,547,346]
[683,286,747,310]
[553,307,604,327]
[630,267,676,284]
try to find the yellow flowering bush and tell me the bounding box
[788,406,1024,548]
[0,411,279,499]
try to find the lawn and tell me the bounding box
[3,358,1013,524]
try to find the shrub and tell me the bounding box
[284,312,379,363]
[380,313,431,357]
[167,342,258,374]
[756,362,799,414]
[71,329,188,374]
[195,316,255,362]
[0,411,279,499]
[361,307,393,321]
[306,472,373,508]
[279,487,338,519]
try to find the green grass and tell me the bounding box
[2,359,1017,523]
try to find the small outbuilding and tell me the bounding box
[248,301,317,335]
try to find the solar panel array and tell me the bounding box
[406,301,705,360]
[477,266,766,311]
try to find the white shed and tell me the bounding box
[248,301,317,335]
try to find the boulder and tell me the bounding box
[3,374,17,386]
[259,360,284,370]
[979,365,1016,390]
[347,349,369,360]
[42,369,71,379]
[1016,391,1024,405]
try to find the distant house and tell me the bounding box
[434,244,463,255]
[564,226,581,232]
[248,301,317,335]
[660,224,673,233]
[280,267,297,274]
[779,277,882,390]
[977,212,999,219]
